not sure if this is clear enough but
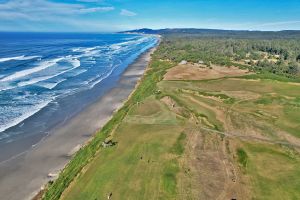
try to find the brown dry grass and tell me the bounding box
[178,125,250,200]
[164,63,251,81]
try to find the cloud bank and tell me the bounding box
[0,0,114,21]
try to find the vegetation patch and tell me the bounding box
[171,132,186,155]
[236,148,248,168]
[161,159,180,196]
[198,91,235,102]
[241,141,300,200]
[241,72,300,83]
[255,97,273,105]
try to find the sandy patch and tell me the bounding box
[286,82,300,86]
[164,63,251,81]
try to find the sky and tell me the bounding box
[0,0,300,32]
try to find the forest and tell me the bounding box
[124,28,300,79]
[155,35,300,78]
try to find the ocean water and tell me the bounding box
[0,32,157,143]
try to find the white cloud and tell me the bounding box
[79,6,114,13]
[251,20,300,28]
[0,11,34,20]
[120,9,136,17]
[0,0,114,20]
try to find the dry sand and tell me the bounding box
[0,47,155,200]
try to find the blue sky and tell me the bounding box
[0,0,300,32]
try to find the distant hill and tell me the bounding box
[120,28,300,39]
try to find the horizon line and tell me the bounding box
[1,28,300,34]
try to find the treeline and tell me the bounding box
[155,35,300,78]
[123,28,300,39]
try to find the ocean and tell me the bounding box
[0,32,157,157]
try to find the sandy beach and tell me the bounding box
[0,46,156,200]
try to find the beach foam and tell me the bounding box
[0,55,40,63]
[0,57,64,82]
[0,99,52,133]
[38,79,67,90]
[0,57,81,91]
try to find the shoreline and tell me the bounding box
[0,45,157,200]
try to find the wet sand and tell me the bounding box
[0,47,156,200]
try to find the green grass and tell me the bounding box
[171,132,186,155]
[255,96,273,105]
[61,105,183,199]
[236,148,248,168]
[59,91,184,199]
[161,159,180,196]
[198,91,232,100]
[240,142,300,200]
[241,72,300,83]
[275,106,300,138]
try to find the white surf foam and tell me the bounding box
[72,46,102,58]
[17,76,53,87]
[72,46,98,53]
[0,57,64,82]
[69,58,81,68]
[38,79,66,90]
[110,37,150,51]
[0,57,81,91]
[0,100,52,133]
[0,55,40,62]
[17,58,81,88]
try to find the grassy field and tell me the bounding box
[240,141,300,200]
[43,42,300,200]
[61,98,184,200]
